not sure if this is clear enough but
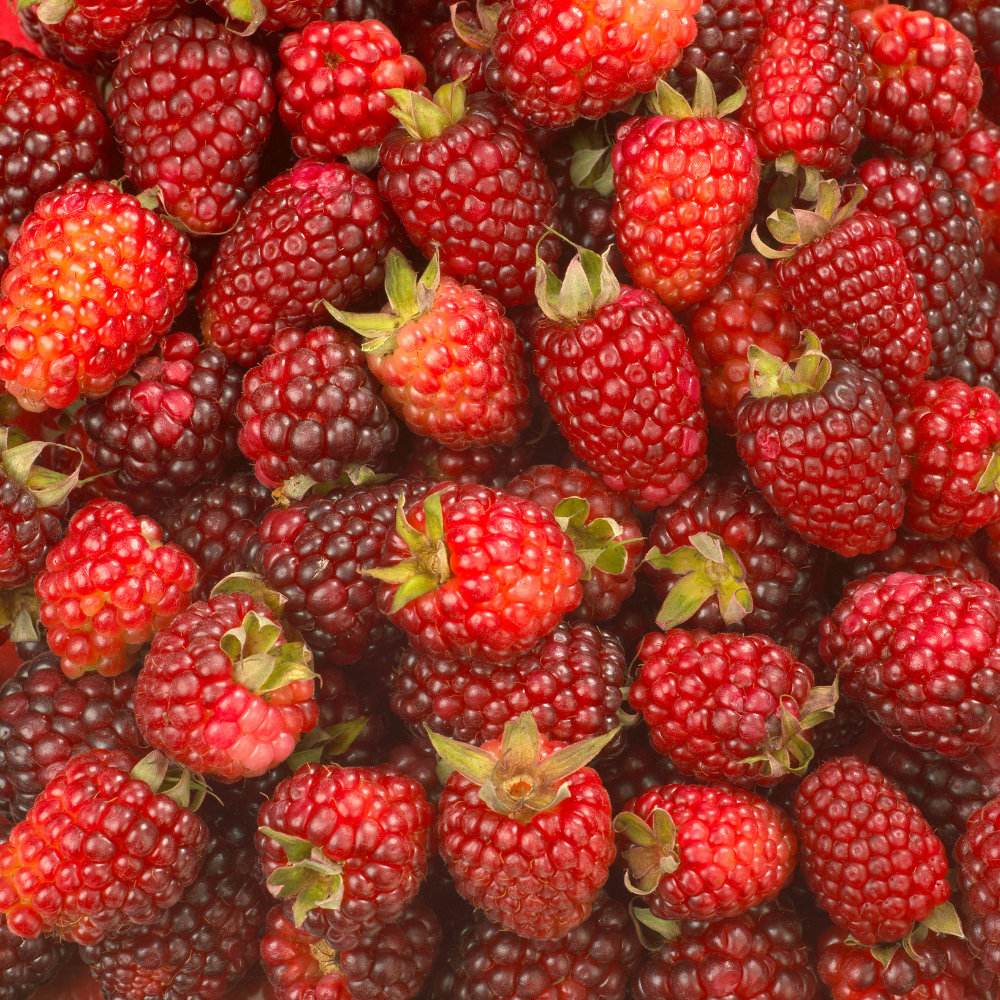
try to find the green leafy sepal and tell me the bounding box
[259,827,346,927]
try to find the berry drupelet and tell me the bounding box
[958,797,1000,973]
[934,111,1000,244]
[955,280,1000,391]
[0,909,70,1000]
[398,434,536,488]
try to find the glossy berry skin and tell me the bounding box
[0,179,196,411]
[688,254,801,432]
[378,103,560,309]
[954,280,1000,391]
[489,0,700,129]
[0,54,111,252]
[894,378,1000,539]
[774,212,932,403]
[364,278,530,450]
[630,630,816,787]
[0,910,70,1000]
[82,332,242,500]
[795,756,951,945]
[621,783,797,921]
[506,464,643,621]
[734,360,905,557]
[958,797,1000,973]
[199,159,394,369]
[611,113,760,310]
[859,157,984,379]
[378,483,583,665]
[244,478,435,666]
[934,112,1000,243]
[854,5,982,157]
[261,901,441,1000]
[0,748,208,944]
[399,436,535,489]
[821,572,1000,757]
[79,814,267,1000]
[36,500,199,679]
[134,592,319,782]
[237,325,397,489]
[0,651,146,824]
[23,0,178,55]
[257,763,433,949]
[427,12,489,94]
[632,901,818,1000]
[742,0,867,176]
[0,461,65,590]
[277,20,426,160]
[391,621,627,750]
[645,473,814,633]
[109,17,276,235]
[437,893,642,1000]
[437,730,614,940]
[534,286,708,510]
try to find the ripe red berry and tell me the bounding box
[0,907,71,1000]
[957,797,1000,972]
[795,755,952,945]
[17,0,179,56]
[399,435,536,489]
[955,280,1000,390]
[934,111,1000,243]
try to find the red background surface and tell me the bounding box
[0,2,40,54]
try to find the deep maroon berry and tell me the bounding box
[953,281,1000,392]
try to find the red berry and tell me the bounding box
[24,0,179,55]
[934,111,1000,243]
[958,796,1000,972]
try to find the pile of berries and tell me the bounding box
[6,1,1000,999]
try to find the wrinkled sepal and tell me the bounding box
[387,81,466,140]
[630,903,681,951]
[535,240,620,323]
[615,807,679,895]
[0,583,40,642]
[131,750,208,811]
[0,431,83,509]
[34,0,72,23]
[747,331,830,398]
[449,0,500,49]
[287,718,368,770]
[211,573,287,615]
[554,496,630,579]
[259,827,345,927]
[343,145,380,174]
[223,611,315,695]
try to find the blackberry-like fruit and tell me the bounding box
[911,0,1000,84]
[957,796,1000,973]
[954,280,1000,391]
[0,911,71,1000]
[398,434,536,488]
[82,333,243,500]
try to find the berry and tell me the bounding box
[16,0,179,56]
[0,748,208,944]
[734,335,905,557]
[0,179,196,411]
[82,332,243,500]
[0,651,146,824]
[957,796,1000,972]
[109,16,276,234]
[611,80,760,310]
[858,156,983,379]
[741,0,867,177]
[954,280,1000,391]
[276,20,426,160]
[377,82,560,308]
[821,572,1000,757]
[36,499,199,678]
[256,762,433,947]
[260,901,442,1000]
[934,111,1000,243]
[398,435,535,488]
[596,727,685,815]
[615,782,797,921]
[433,712,616,939]
[372,483,583,665]
[0,913,71,1000]
[426,6,492,94]
[854,4,983,157]
[795,755,952,944]
[134,589,319,782]
[198,158,394,369]
[489,0,700,128]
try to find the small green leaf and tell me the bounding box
[716,83,747,118]
[570,147,608,189]
[534,726,619,786]
[423,492,445,544]
[426,729,499,788]
[35,0,72,23]
[630,904,682,951]
[500,712,542,774]
[870,943,898,968]
[258,827,315,864]
[384,249,420,322]
[388,573,439,613]
[654,573,717,630]
[920,901,964,938]
[210,573,287,614]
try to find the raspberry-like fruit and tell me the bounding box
[957,796,1000,972]
[954,280,1000,391]
[934,111,1000,243]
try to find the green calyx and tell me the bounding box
[568,128,614,198]
[326,250,440,356]
[363,492,451,613]
[769,152,825,209]
[211,572,287,616]
[221,610,315,697]
[287,717,369,771]
[275,466,393,506]
[385,79,467,141]
[0,584,40,643]
[259,826,346,928]
[427,711,618,823]
[848,901,965,967]
[978,451,1000,494]
[554,496,631,580]
[644,531,752,630]
[629,904,682,951]
[614,807,680,896]
[0,425,83,510]
[535,240,620,323]
[223,0,266,33]
[450,0,501,50]
[752,179,866,260]
[647,68,746,120]
[131,750,208,811]
[747,331,831,398]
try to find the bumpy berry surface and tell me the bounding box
[276,20,426,160]
[25,0,178,53]
[489,0,701,128]
[244,478,435,666]
[257,763,433,948]
[427,11,489,94]
[854,4,982,157]
[821,572,1000,756]
[630,630,816,786]
[620,783,797,921]
[741,0,867,175]
[534,286,708,510]
[0,179,196,411]
[36,500,199,678]
[958,797,1000,973]
[109,16,276,234]
[237,324,397,489]
[795,755,952,944]
[134,591,319,781]
[437,730,614,939]
[859,156,983,378]
[935,111,1000,249]
[0,909,71,1000]
[378,102,560,308]
[955,280,1000,391]
[611,112,760,310]
[596,728,684,815]
[377,483,583,665]
[734,360,905,556]
[198,158,393,368]
[0,458,65,590]
[0,651,146,824]
[399,435,535,488]
[0,748,208,944]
